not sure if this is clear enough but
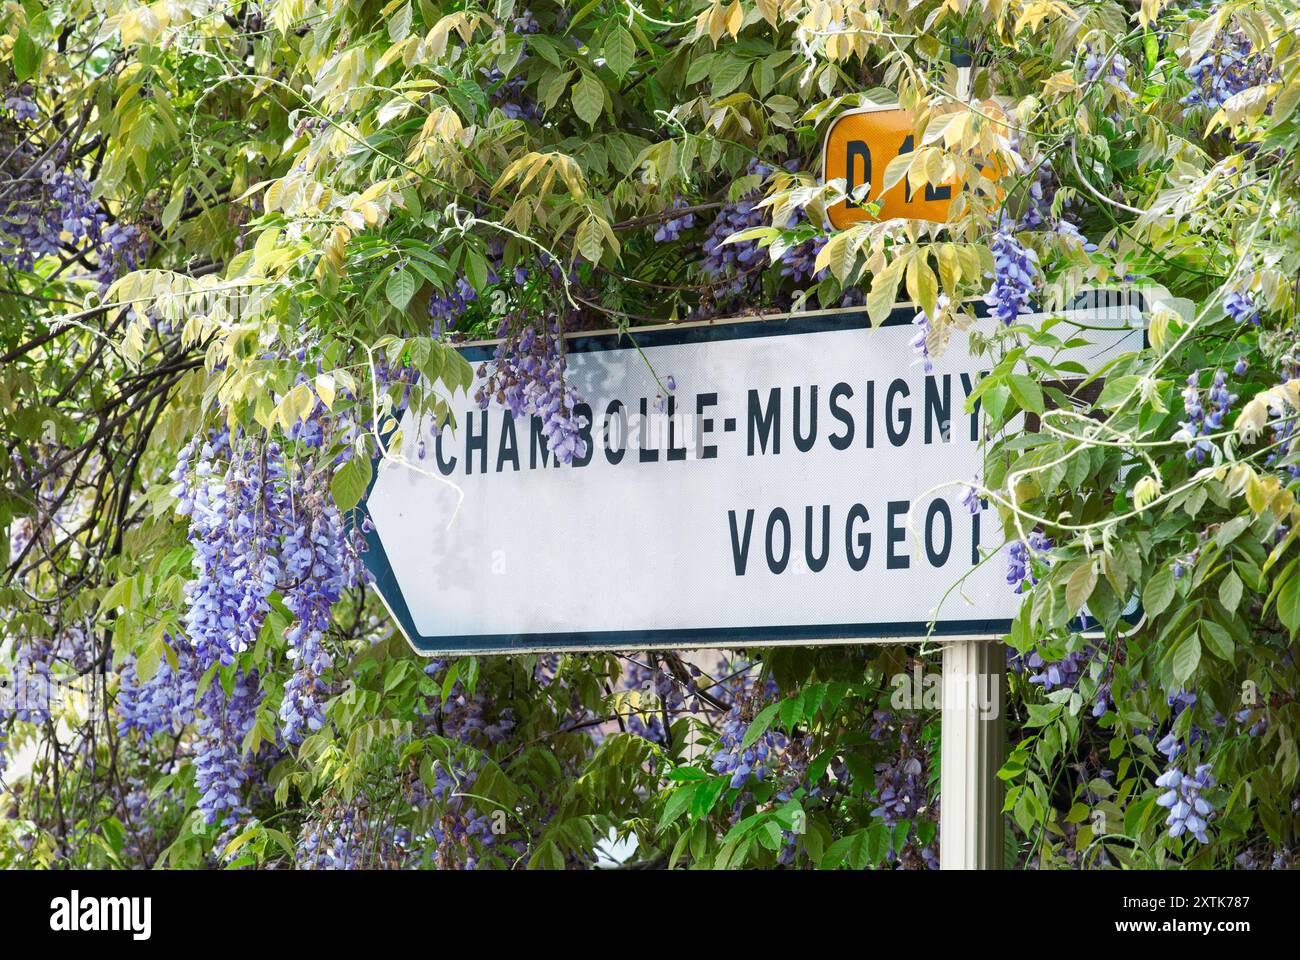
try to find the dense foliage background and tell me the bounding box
[1,0,1298,869]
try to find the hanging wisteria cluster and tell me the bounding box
[696,159,834,313]
[707,662,787,790]
[698,160,796,307]
[700,193,768,300]
[1176,368,1237,464]
[1018,162,1058,230]
[1156,764,1217,843]
[1082,45,1136,99]
[427,277,479,335]
[653,197,697,243]
[0,92,145,284]
[868,711,939,868]
[295,806,415,870]
[173,433,285,668]
[115,640,198,739]
[472,317,590,465]
[139,401,364,823]
[1006,531,1054,593]
[1182,28,1275,112]
[279,481,353,743]
[193,667,264,825]
[983,229,1039,326]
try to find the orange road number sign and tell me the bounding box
[823,107,957,229]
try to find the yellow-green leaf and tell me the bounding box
[573,72,604,128]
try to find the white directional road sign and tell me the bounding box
[358,295,1149,655]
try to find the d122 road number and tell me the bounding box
[823,105,965,229]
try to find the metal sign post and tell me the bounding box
[940,636,1005,869]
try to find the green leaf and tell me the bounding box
[666,766,708,782]
[1216,516,1250,549]
[1201,620,1234,663]
[724,226,778,247]
[1143,567,1176,617]
[1008,374,1044,415]
[710,56,750,98]
[538,68,575,110]
[331,455,373,513]
[866,257,904,327]
[575,216,605,265]
[572,71,604,127]
[162,188,185,231]
[691,776,729,820]
[657,784,696,832]
[447,351,474,394]
[135,634,163,684]
[1277,571,1300,638]
[864,822,890,864]
[465,248,489,291]
[741,702,780,750]
[1065,562,1097,616]
[385,268,416,311]
[527,34,564,67]
[982,382,1011,425]
[100,576,135,613]
[685,52,718,85]
[1096,375,1141,409]
[604,26,636,79]
[881,151,913,194]
[13,31,41,83]
[528,840,565,870]
[1170,630,1202,689]
[1218,570,1243,613]
[820,835,854,870]
[820,231,856,283]
[905,256,938,318]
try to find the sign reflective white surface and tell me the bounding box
[360,301,1145,655]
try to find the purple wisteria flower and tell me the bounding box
[983,230,1038,326]
[428,277,479,336]
[653,197,696,242]
[279,486,355,743]
[4,93,37,122]
[1019,163,1056,230]
[1083,46,1136,98]
[1175,369,1236,463]
[910,294,950,373]
[1006,530,1053,593]
[1224,290,1260,326]
[1155,764,1215,843]
[778,232,828,284]
[1183,29,1273,112]
[115,639,198,738]
[707,664,786,790]
[194,667,262,825]
[166,413,367,824]
[474,318,589,465]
